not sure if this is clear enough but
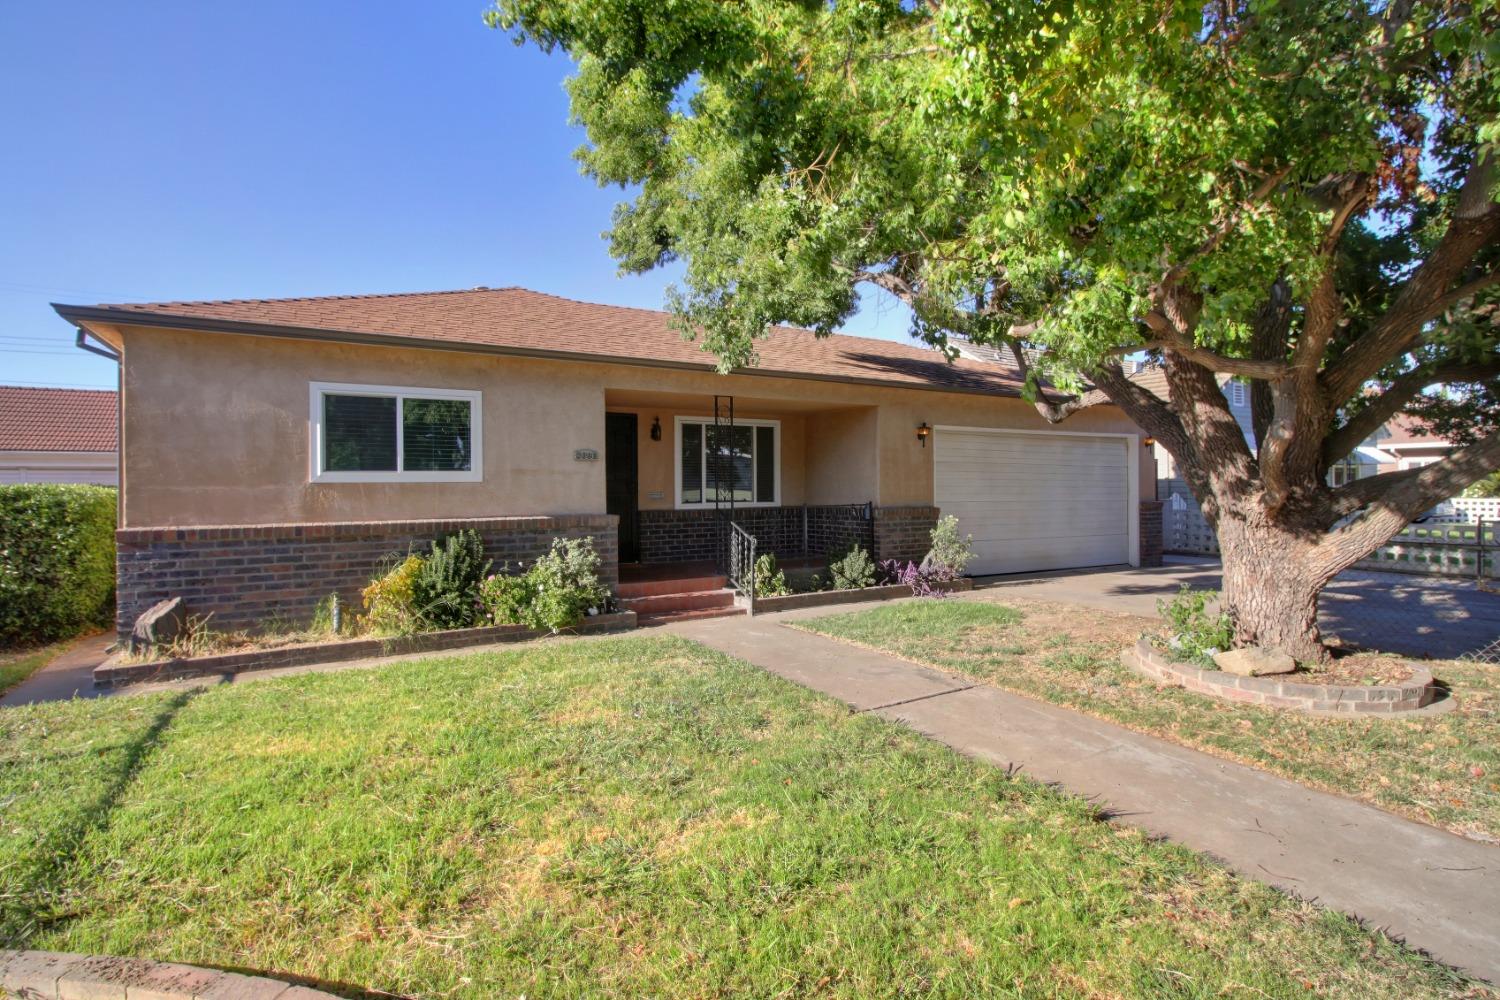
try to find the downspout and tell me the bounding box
[74,326,124,528]
[75,327,121,361]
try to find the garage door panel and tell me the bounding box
[935,429,1132,575]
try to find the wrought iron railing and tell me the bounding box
[726,520,757,614]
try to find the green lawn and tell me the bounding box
[795,599,1500,843]
[0,636,1489,998]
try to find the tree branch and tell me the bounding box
[1322,151,1500,402]
[1322,359,1500,471]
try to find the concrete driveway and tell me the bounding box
[974,555,1500,660]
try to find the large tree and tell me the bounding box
[491,0,1500,660]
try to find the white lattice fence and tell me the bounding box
[1164,494,1220,555]
[1353,521,1497,579]
[1453,497,1500,521]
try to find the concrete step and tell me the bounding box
[617,575,729,600]
[619,589,737,615]
[635,605,748,627]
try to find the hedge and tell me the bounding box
[0,484,117,646]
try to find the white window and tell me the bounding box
[1327,456,1365,488]
[1228,381,1247,407]
[675,416,780,507]
[1399,456,1441,470]
[310,382,482,483]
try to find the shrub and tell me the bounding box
[478,571,536,626]
[413,530,491,629]
[880,558,956,598]
[828,545,876,590]
[752,552,791,598]
[924,515,974,576]
[1157,585,1235,667]
[0,484,116,646]
[361,554,426,636]
[477,540,608,632]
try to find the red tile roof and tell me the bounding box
[0,386,117,452]
[1380,412,1449,446]
[57,286,1034,398]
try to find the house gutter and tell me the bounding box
[52,303,1044,402]
[74,326,121,361]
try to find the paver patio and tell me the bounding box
[667,606,1500,984]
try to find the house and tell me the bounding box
[1121,363,1256,501]
[0,386,118,485]
[53,287,1158,636]
[1363,413,1457,473]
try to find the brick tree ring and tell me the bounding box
[1122,638,1447,717]
[0,950,343,999]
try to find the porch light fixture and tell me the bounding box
[1143,436,1156,447]
[650,416,662,442]
[917,422,931,447]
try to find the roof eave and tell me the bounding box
[52,303,1036,402]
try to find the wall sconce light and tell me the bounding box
[650,416,662,442]
[917,422,931,447]
[1142,436,1156,447]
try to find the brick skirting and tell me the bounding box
[638,504,878,564]
[1139,500,1164,568]
[872,506,940,565]
[1124,638,1438,715]
[115,514,618,639]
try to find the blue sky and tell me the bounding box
[0,2,914,391]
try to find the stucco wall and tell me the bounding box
[113,323,1151,528]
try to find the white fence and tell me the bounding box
[1453,496,1500,521]
[1164,494,1496,579]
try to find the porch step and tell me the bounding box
[635,605,748,627]
[617,575,729,600]
[619,588,738,616]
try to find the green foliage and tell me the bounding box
[1157,585,1235,668]
[924,515,974,577]
[827,545,876,591]
[361,555,426,636]
[485,537,611,632]
[492,0,1500,466]
[751,552,790,598]
[1464,471,1500,498]
[0,485,116,646]
[413,530,492,630]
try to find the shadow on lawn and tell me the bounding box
[1,689,199,946]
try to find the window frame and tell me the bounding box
[673,415,781,509]
[309,381,483,484]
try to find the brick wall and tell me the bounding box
[1139,500,1164,568]
[638,505,877,564]
[872,506,940,564]
[115,514,617,639]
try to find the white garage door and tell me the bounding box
[934,428,1133,576]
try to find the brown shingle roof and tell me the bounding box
[0,386,117,452]
[57,286,1032,398]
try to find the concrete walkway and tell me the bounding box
[976,556,1500,660]
[0,633,113,707]
[667,606,1500,984]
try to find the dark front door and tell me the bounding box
[605,412,640,563]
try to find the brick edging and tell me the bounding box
[95,611,638,689]
[0,949,338,999]
[750,577,973,614]
[1123,638,1436,715]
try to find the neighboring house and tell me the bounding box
[1362,413,1457,473]
[0,386,118,485]
[54,287,1158,636]
[1123,363,1256,502]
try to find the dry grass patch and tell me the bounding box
[797,597,1500,842]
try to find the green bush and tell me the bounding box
[1157,585,1235,667]
[924,515,974,576]
[828,545,876,590]
[360,554,426,636]
[413,529,491,629]
[480,538,610,632]
[752,552,791,598]
[0,484,116,646]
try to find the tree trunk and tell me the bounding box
[1214,515,1332,663]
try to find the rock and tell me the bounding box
[130,597,185,654]
[1213,646,1295,677]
